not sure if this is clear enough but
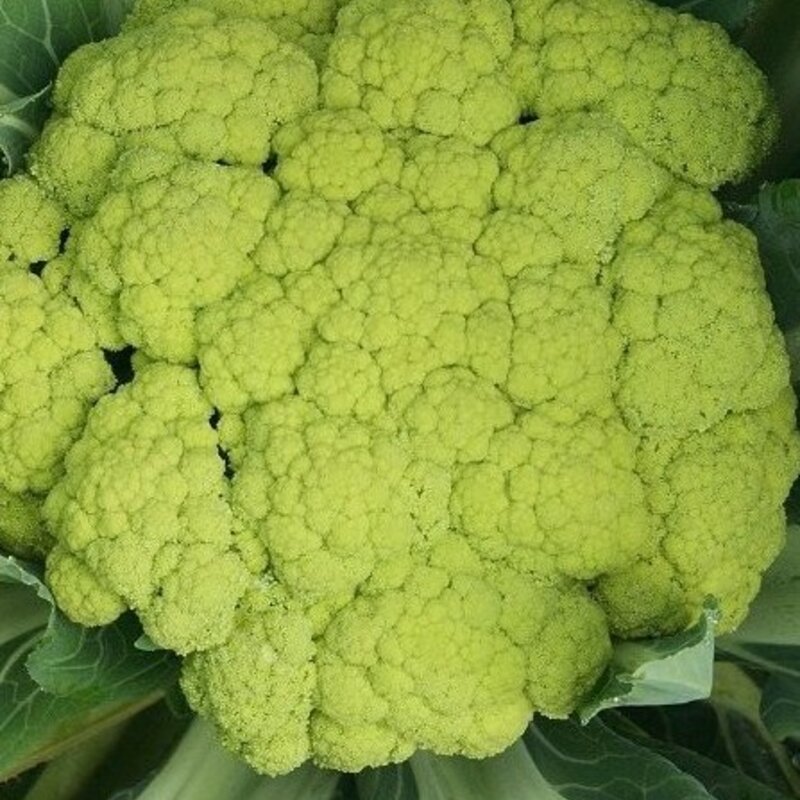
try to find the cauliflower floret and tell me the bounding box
[611,185,790,434]
[450,410,656,578]
[0,272,112,494]
[124,0,345,63]
[0,488,51,560]
[67,149,278,361]
[43,364,251,653]
[391,367,514,465]
[29,118,121,218]
[197,275,313,413]
[317,230,508,393]
[181,586,317,775]
[274,109,405,202]
[322,0,520,143]
[0,272,113,556]
[507,0,778,186]
[600,389,800,635]
[185,538,611,773]
[0,177,66,267]
[228,398,438,629]
[29,8,317,218]
[491,113,672,261]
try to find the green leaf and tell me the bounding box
[133,634,162,653]
[733,524,800,645]
[359,719,723,800]
[607,711,793,800]
[359,742,563,800]
[26,612,171,698]
[0,555,52,603]
[330,776,360,800]
[727,181,800,333]
[711,527,800,795]
[737,0,800,183]
[0,585,49,648]
[708,664,800,796]
[616,665,800,797]
[109,719,342,800]
[524,717,715,799]
[357,762,418,800]
[0,0,135,176]
[34,701,191,800]
[407,743,562,800]
[719,643,800,683]
[0,555,179,781]
[651,0,758,32]
[578,605,716,722]
[761,675,800,742]
[21,719,128,800]
[0,89,50,178]
[717,525,800,678]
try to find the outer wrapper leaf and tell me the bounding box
[717,525,800,672]
[713,526,800,792]
[605,711,793,800]
[524,718,714,800]
[727,180,800,333]
[652,0,758,32]
[761,676,800,742]
[0,555,178,781]
[359,720,717,800]
[0,0,135,175]
[356,763,417,800]
[578,606,716,722]
[109,720,340,800]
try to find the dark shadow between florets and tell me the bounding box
[104,346,136,390]
[261,153,279,176]
[209,409,235,479]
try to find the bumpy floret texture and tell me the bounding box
[0,255,113,555]
[124,0,346,63]
[43,364,251,652]
[0,0,798,777]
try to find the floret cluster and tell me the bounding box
[0,0,797,774]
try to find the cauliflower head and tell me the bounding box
[0,0,798,776]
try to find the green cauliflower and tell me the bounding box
[0,0,798,777]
